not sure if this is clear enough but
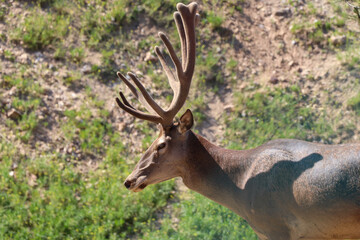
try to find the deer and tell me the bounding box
[115,2,360,240]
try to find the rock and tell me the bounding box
[18,53,29,64]
[330,35,346,46]
[8,86,17,96]
[7,108,21,120]
[0,98,6,108]
[269,75,279,84]
[144,52,157,63]
[43,88,53,96]
[263,7,272,17]
[35,52,44,58]
[28,173,37,187]
[34,52,44,63]
[224,104,234,113]
[275,8,291,17]
[118,122,126,131]
[49,64,56,70]
[81,64,92,74]
[241,110,247,117]
[288,61,297,68]
[11,162,18,170]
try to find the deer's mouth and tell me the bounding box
[133,183,148,192]
[127,175,148,192]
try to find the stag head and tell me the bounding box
[116,3,199,191]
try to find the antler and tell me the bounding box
[116,2,199,127]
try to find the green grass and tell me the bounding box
[223,86,334,150]
[11,9,69,50]
[206,11,224,30]
[4,50,15,62]
[0,4,6,21]
[69,46,85,63]
[0,143,175,239]
[143,193,257,240]
[347,92,360,115]
[2,72,43,143]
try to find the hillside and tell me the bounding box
[0,0,359,239]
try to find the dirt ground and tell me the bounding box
[1,0,360,165]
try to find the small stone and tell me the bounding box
[0,98,6,107]
[269,75,279,84]
[18,53,29,64]
[144,52,157,63]
[8,86,17,96]
[43,88,53,96]
[7,108,21,120]
[134,71,142,77]
[241,110,247,117]
[275,8,291,17]
[28,173,37,187]
[11,162,18,170]
[330,35,346,46]
[291,40,298,46]
[118,122,126,131]
[35,52,44,58]
[288,61,297,68]
[67,147,73,154]
[49,64,56,70]
[81,64,92,74]
[224,104,234,113]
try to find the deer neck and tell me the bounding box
[180,131,250,217]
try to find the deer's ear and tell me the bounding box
[179,109,194,134]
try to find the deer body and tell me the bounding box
[184,132,360,240]
[115,2,360,239]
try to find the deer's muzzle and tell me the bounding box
[123,175,148,192]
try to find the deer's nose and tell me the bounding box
[124,180,132,189]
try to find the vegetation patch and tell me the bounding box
[224,86,334,150]
[11,9,69,50]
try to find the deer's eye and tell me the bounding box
[157,142,166,150]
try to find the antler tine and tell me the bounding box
[180,2,197,78]
[127,72,166,117]
[116,93,162,124]
[158,32,183,79]
[174,11,187,70]
[154,46,179,99]
[117,72,159,116]
[117,72,139,99]
[161,2,197,126]
[119,92,136,110]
